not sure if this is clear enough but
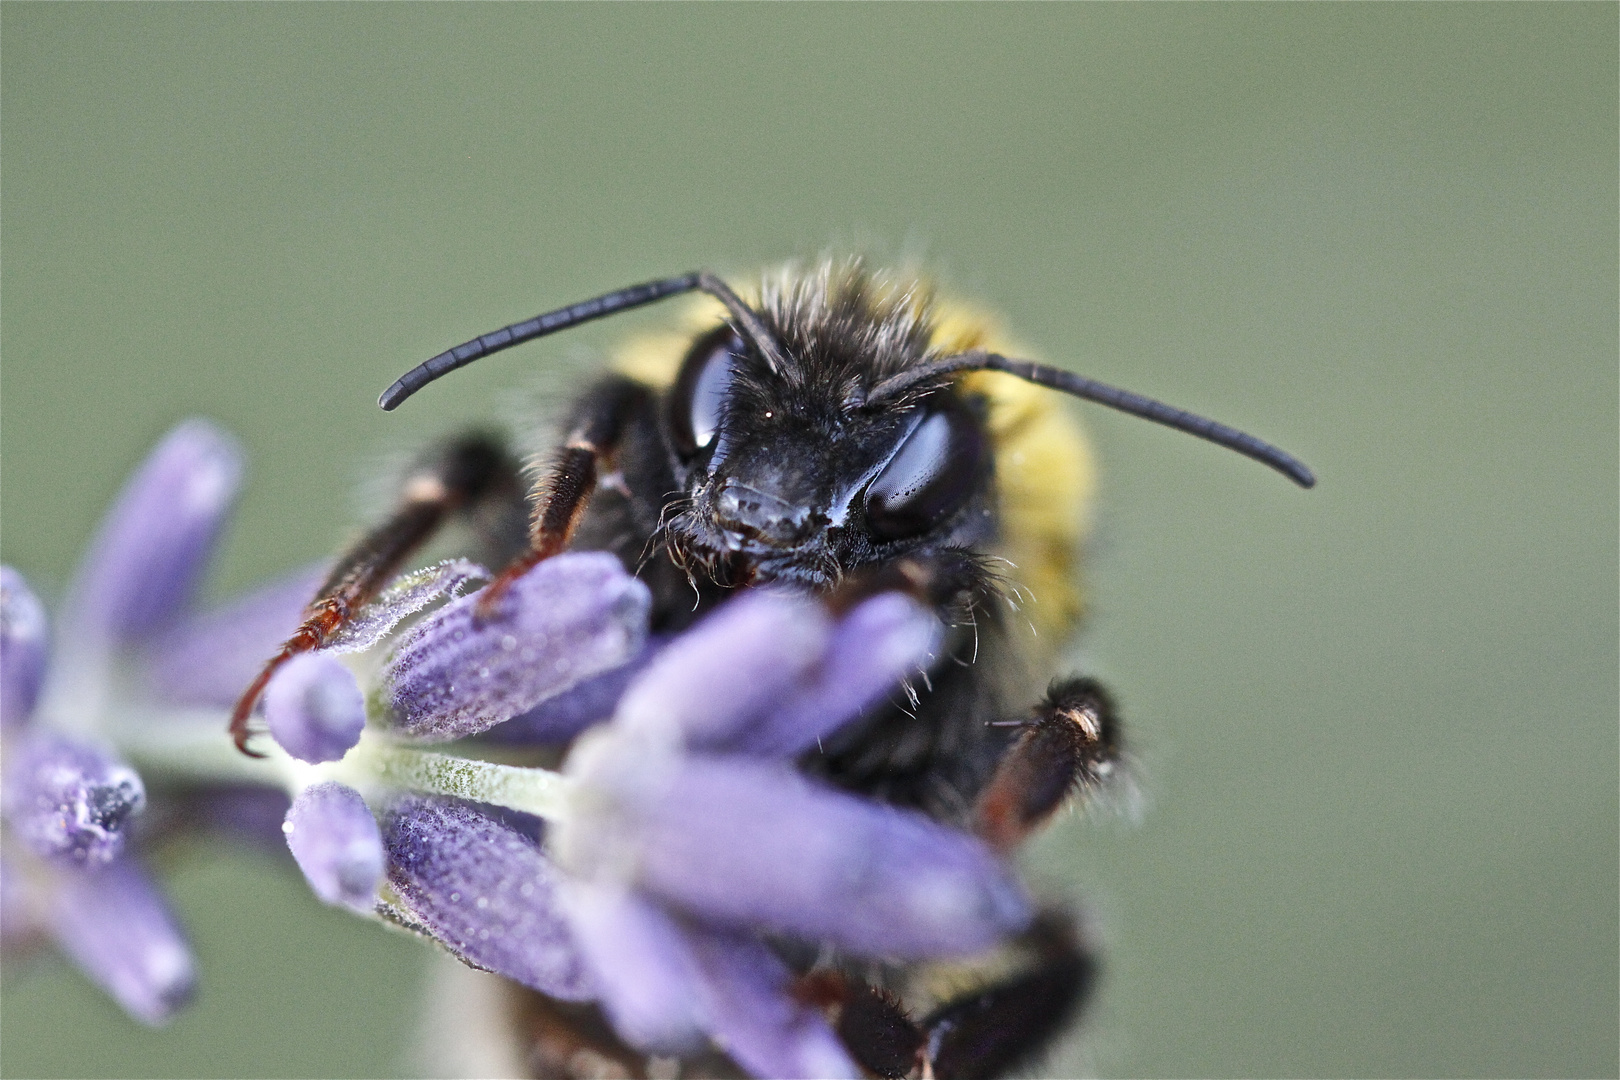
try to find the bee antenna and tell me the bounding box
[379,271,788,410]
[868,351,1316,489]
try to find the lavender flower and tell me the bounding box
[0,421,247,1025]
[7,420,1044,1076]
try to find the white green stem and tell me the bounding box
[110,707,575,822]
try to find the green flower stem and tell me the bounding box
[112,707,576,821]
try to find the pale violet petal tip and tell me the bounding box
[284,783,384,914]
[264,653,366,763]
[1,566,49,729]
[382,796,592,1000]
[382,553,650,741]
[633,757,1031,958]
[1,734,146,866]
[613,589,830,749]
[558,880,705,1055]
[686,927,860,1080]
[61,419,244,646]
[739,592,943,758]
[48,856,196,1025]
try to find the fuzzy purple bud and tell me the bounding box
[59,420,242,647]
[283,783,384,913]
[47,857,196,1025]
[2,734,145,866]
[263,653,366,763]
[1,567,49,729]
[382,554,650,740]
[382,797,592,1000]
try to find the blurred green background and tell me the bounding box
[2,5,1614,1077]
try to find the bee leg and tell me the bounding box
[972,677,1121,853]
[920,909,1100,1080]
[475,376,652,619]
[795,970,926,1079]
[228,432,524,755]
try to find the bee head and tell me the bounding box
[661,305,997,588]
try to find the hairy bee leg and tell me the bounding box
[921,910,1100,1080]
[795,970,926,1080]
[474,376,652,620]
[972,678,1121,853]
[228,432,523,755]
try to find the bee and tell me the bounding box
[232,258,1313,1078]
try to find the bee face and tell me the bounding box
[660,318,995,588]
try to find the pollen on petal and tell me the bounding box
[381,554,650,741]
[263,653,366,763]
[1,566,49,729]
[284,782,384,914]
[1,733,146,866]
[381,796,592,1000]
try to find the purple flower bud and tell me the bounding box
[263,653,365,763]
[613,590,830,749]
[1,733,145,866]
[144,564,326,708]
[685,928,858,1080]
[480,637,666,745]
[382,796,592,1000]
[1,566,49,729]
[735,592,943,758]
[619,757,1030,959]
[382,554,650,741]
[47,856,196,1025]
[558,880,705,1054]
[59,420,242,648]
[283,783,384,914]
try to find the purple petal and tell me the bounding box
[283,782,384,913]
[263,653,365,763]
[736,592,943,758]
[176,785,293,852]
[1,733,145,866]
[558,880,706,1054]
[1,566,49,729]
[479,636,667,746]
[626,757,1030,958]
[59,420,242,649]
[613,590,830,749]
[381,554,649,741]
[684,927,859,1080]
[142,564,326,708]
[382,796,592,1000]
[47,856,196,1025]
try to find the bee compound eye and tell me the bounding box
[669,326,743,458]
[864,400,986,542]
